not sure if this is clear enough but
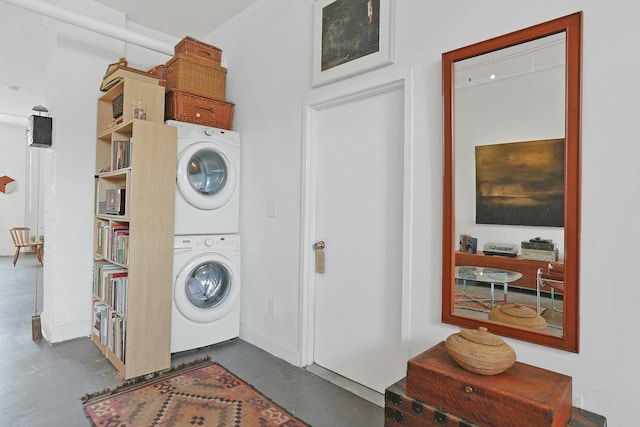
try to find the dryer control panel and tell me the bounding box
[174,234,240,253]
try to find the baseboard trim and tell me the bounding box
[306,363,385,407]
[40,310,90,343]
[239,325,300,367]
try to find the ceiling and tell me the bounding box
[92,0,260,39]
[0,0,258,122]
[455,33,565,89]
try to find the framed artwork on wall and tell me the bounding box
[312,0,394,87]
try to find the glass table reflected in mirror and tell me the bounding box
[455,265,563,337]
[455,265,523,310]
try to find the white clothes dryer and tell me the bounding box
[171,234,241,353]
[166,120,240,235]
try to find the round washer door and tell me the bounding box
[176,141,238,210]
[174,253,240,323]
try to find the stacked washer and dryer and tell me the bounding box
[166,120,241,353]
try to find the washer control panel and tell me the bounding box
[174,234,240,252]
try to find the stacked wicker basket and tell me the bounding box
[163,37,234,130]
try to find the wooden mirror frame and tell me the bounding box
[442,12,582,352]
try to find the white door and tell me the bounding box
[312,85,405,393]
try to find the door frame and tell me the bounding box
[299,76,415,368]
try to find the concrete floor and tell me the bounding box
[0,255,383,426]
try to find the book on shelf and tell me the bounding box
[94,222,130,265]
[95,220,110,257]
[92,300,106,339]
[111,228,129,265]
[92,261,128,362]
[120,318,127,363]
[93,260,127,296]
[107,309,116,353]
[108,271,128,316]
[108,309,126,362]
[112,139,132,170]
[93,300,109,346]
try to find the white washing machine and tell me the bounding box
[171,234,241,353]
[166,120,240,235]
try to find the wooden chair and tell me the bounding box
[536,262,564,314]
[9,227,43,266]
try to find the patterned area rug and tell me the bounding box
[82,358,310,427]
[455,293,545,315]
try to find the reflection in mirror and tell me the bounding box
[442,12,582,352]
[455,34,565,337]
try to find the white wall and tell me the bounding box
[208,0,639,424]
[0,0,176,342]
[2,0,638,424]
[0,124,28,255]
[0,0,48,255]
[455,67,566,255]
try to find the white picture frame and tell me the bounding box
[312,0,394,87]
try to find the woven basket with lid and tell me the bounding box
[488,303,547,331]
[444,327,516,375]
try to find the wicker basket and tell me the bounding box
[175,37,222,64]
[165,89,234,130]
[444,327,516,375]
[165,54,227,100]
[488,303,547,331]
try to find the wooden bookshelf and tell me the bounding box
[91,78,177,379]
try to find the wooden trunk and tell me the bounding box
[386,377,606,427]
[386,378,477,427]
[406,342,572,427]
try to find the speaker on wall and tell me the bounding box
[27,115,52,148]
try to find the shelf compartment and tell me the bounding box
[91,296,126,364]
[96,78,165,135]
[95,171,130,220]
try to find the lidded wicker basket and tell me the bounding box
[445,327,516,375]
[165,54,227,101]
[175,37,222,64]
[165,89,234,130]
[488,303,547,331]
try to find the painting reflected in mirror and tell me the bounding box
[475,138,565,227]
[442,12,582,352]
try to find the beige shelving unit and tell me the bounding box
[91,77,177,379]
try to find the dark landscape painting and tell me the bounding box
[475,139,565,227]
[321,0,380,71]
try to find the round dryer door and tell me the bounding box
[176,141,238,210]
[174,254,240,323]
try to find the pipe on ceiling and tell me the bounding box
[0,113,28,126]
[3,0,174,56]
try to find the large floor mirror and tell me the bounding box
[442,12,582,352]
